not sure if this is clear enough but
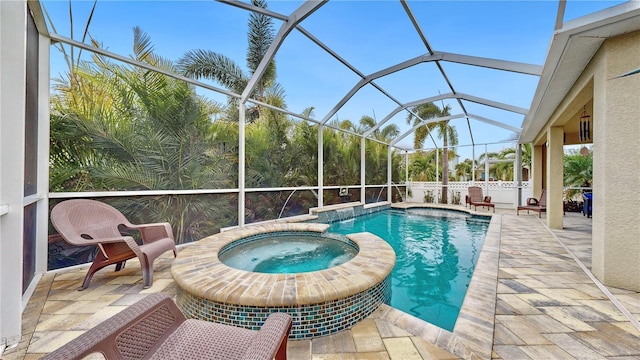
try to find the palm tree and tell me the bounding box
[358,115,401,188]
[410,155,436,181]
[503,144,533,181]
[405,103,441,149]
[316,115,403,202]
[407,103,458,203]
[177,0,277,121]
[494,148,516,181]
[434,106,458,203]
[289,107,319,186]
[455,159,474,181]
[520,143,532,180]
[51,28,235,243]
[477,146,529,181]
[564,147,592,200]
[358,115,400,141]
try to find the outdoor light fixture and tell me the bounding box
[579,106,591,142]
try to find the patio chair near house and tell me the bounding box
[517,189,547,217]
[467,186,495,212]
[50,199,177,290]
[41,292,293,360]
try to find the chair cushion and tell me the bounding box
[150,319,257,360]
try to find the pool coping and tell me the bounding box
[171,222,396,306]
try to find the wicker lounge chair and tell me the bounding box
[50,199,177,290]
[41,292,293,360]
[467,186,495,212]
[517,189,547,217]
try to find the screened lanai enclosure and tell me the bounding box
[37,0,613,268]
[5,0,640,353]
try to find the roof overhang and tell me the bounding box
[520,1,640,144]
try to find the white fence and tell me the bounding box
[405,181,533,209]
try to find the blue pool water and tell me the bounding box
[328,208,489,331]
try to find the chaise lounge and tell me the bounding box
[41,292,293,360]
[517,189,547,217]
[467,186,495,212]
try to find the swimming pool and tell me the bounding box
[328,208,489,331]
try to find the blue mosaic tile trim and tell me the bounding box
[176,275,391,339]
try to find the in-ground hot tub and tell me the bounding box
[171,223,395,339]
[218,232,358,273]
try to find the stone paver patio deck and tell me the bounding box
[3,207,640,359]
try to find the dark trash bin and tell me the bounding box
[582,192,592,218]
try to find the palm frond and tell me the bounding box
[94,163,165,190]
[132,26,155,63]
[69,0,74,67]
[177,50,247,93]
[42,5,72,71]
[76,0,98,64]
[246,0,274,74]
[380,124,400,141]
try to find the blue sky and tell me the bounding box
[43,0,625,160]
